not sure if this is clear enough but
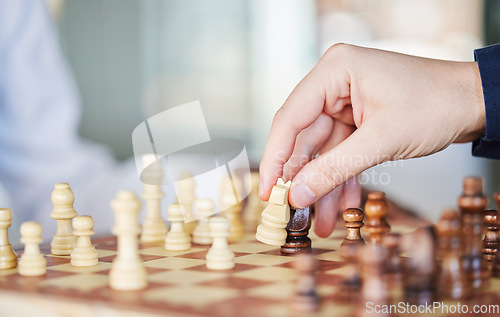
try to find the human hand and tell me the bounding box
[259,44,486,237]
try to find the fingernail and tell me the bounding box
[258,181,264,197]
[290,184,317,208]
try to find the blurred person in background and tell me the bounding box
[0,0,141,241]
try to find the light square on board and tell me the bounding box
[139,246,203,257]
[144,285,239,309]
[234,254,295,266]
[316,251,343,262]
[149,269,226,285]
[229,242,277,254]
[41,273,108,292]
[232,266,296,282]
[246,281,295,300]
[47,262,112,274]
[145,257,205,270]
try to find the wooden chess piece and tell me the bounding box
[338,241,362,302]
[491,191,500,277]
[459,176,490,289]
[18,222,46,276]
[483,209,499,262]
[140,154,167,244]
[50,183,78,255]
[206,216,234,270]
[109,191,148,291]
[340,208,365,258]
[192,198,214,245]
[292,253,319,312]
[493,242,500,277]
[71,216,98,267]
[281,205,312,255]
[359,244,389,317]
[382,233,402,289]
[0,208,17,269]
[256,178,291,246]
[401,226,437,305]
[165,203,191,251]
[436,208,469,300]
[363,192,390,244]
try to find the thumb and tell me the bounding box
[289,123,390,208]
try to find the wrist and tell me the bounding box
[455,62,486,143]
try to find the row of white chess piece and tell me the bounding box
[0,183,235,291]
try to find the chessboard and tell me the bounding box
[1,213,497,317]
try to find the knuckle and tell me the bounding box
[316,161,345,190]
[272,107,286,125]
[324,43,352,60]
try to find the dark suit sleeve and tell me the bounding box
[472,44,500,159]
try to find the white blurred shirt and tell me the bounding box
[0,0,142,245]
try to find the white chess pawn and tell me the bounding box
[109,191,148,291]
[206,216,234,270]
[192,199,214,245]
[50,183,78,255]
[0,208,17,269]
[140,154,167,244]
[165,203,191,251]
[18,222,46,276]
[71,216,98,267]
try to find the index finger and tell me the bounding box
[259,65,337,200]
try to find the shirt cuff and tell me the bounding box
[472,44,500,159]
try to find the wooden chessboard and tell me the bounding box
[1,213,499,317]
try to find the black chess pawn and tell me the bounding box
[363,192,390,244]
[281,206,312,255]
[483,209,499,262]
[401,226,437,305]
[340,208,365,258]
[459,177,490,289]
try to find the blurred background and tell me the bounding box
[5,0,500,222]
